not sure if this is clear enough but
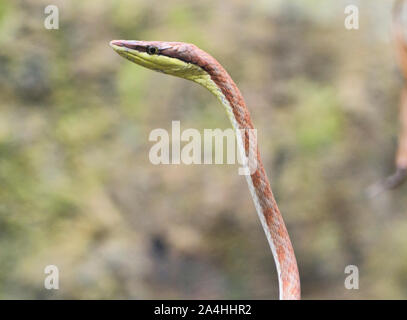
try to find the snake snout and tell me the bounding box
[110,40,125,48]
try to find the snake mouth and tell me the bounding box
[109,40,128,55]
[109,40,123,47]
[110,40,143,50]
[110,40,146,62]
[109,40,138,55]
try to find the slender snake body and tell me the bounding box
[110,40,301,300]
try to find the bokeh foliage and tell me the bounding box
[0,0,406,299]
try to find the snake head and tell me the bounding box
[110,40,209,80]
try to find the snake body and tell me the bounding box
[110,40,301,299]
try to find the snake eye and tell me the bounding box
[146,46,159,55]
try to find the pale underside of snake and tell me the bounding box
[110,39,301,300]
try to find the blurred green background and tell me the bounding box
[0,0,406,299]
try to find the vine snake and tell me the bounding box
[110,39,301,300]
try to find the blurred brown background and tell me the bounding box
[0,0,406,299]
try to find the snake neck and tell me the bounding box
[193,64,301,300]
